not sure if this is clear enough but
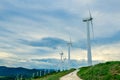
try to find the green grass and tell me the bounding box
[32,68,75,80]
[77,61,120,80]
[0,76,14,80]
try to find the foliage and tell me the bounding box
[0,76,14,80]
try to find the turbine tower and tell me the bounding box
[67,37,72,63]
[59,51,63,71]
[60,51,63,62]
[83,11,94,66]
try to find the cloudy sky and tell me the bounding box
[0,0,120,68]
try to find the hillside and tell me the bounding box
[0,66,54,80]
[77,61,120,80]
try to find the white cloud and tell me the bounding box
[0,52,16,58]
[92,42,120,61]
[0,0,120,68]
[93,11,120,38]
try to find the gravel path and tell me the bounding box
[60,69,82,80]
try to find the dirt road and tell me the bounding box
[60,69,82,80]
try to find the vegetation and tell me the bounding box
[0,76,14,80]
[77,61,120,80]
[32,68,75,80]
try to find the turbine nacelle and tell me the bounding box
[67,42,72,46]
[83,17,93,22]
[59,52,63,56]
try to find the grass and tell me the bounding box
[77,61,120,80]
[32,68,75,80]
[0,76,14,80]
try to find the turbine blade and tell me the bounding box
[91,20,94,40]
[89,9,92,19]
[60,50,63,54]
[70,36,71,43]
[68,34,72,46]
[89,9,94,40]
[70,36,72,47]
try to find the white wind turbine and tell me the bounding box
[83,10,94,66]
[67,36,72,69]
[59,51,64,71]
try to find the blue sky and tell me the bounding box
[0,0,120,68]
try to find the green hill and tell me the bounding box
[77,61,120,80]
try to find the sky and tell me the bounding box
[0,0,120,69]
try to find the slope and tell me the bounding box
[77,61,120,80]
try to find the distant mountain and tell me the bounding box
[0,66,54,79]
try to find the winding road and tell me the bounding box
[60,69,82,80]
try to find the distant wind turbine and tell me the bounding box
[32,73,35,78]
[83,10,94,66]
[59,51,64,71]
[60,51,63,62]
[63,57,67,70]
[67,36,72,64]
[40,71,41,77]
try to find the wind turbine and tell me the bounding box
[83,10,94,66]
[67,36,72,65]
[59,51,64,71]
[32,73,35,78]
[63,57,67,70]
[60,51,63,62]
[39,71,41,77]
